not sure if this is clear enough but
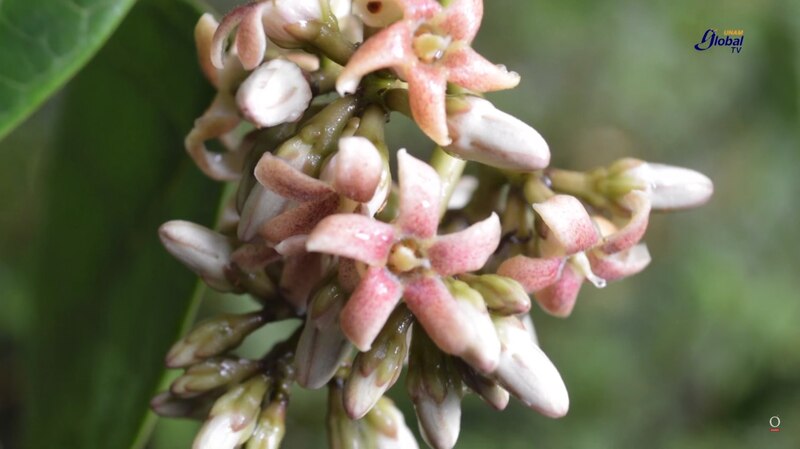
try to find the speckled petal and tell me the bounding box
[534,264,584,318]
[255,153,333,202]
[428,213,501,276]
[306,214,396,265]
[589,244,651,281]
[337,21,415,95]
[403,275,469,357]
[259,194,340,244]
[496,256,563,293]
[435,0,482,42]
[235,2,268,70]
[533,195,599,256]
[599,190,651,254]
[340,267,404,351]
[210,3,248,68]
[396,149,442,239]
[443,44,519,92]
[396,0,441,20]
[407,63,451,146]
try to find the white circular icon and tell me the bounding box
[770,416,781,428]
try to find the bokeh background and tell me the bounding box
[1,0,798,448]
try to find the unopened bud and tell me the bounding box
[193,375,269,449]
[328,380,371,449]
[151,391,220,420]
[444,279,500,373]
[407,331,462,449]
[171,357,261,398]
[295,283,353,389]
[159,220,235,292]
[245,399,287,449]
[166,313,266,368]
[611,159,713,210]
[459,274,531,315]
[446,96,550,171]
[492,316,569,418]
[237,59,312,128]
[366,397,420,449]
[345,308,413,419]
[263,0,340,45]
[458,361,510,411]
[353,0,403,27]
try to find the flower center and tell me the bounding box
[412,32,451,63]
[387,239,426,273]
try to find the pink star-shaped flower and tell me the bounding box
[306,149,502,372]
[497,192,652,317]
[337,0,520,146]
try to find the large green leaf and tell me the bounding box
[22,0,222,448]
[0,0,137,140]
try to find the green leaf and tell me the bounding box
[0,0,137,141]
[22,1,222,448]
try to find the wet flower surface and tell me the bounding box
[152,1,714,448]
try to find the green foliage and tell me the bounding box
[20,1,222,448]
[0,0,136,140]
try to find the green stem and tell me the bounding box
[430,147,467,217]
[546,167,606,206]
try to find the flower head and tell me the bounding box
[498,192,652,317]
[337,0,519,145]
[306,150,502,372]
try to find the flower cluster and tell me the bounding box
[153,1,713,448]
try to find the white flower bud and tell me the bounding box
[446,97,550,171]
[368,397,420,449]
[158,220,234,292]
[262,0,321,43]
[623,161,714,210]
[492,316,569,418]
[353,0,403,27]
[415,388,461,449]
[236,59,312,128]
[193,376,269,449]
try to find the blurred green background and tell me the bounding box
[1,0,798,448]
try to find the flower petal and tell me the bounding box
[396,0,441,20]
[195,14,220,87]
[210,3,248,69]
[340,267,404,351]
[396,149,442,239]
[184,94,243,181]
[599,190,651,254]
[443,44,520,92]
[332,136,384,203]
[589,244,651,281]
[496,255,562,293]
[337,21,415,95]
[407,63,451,145]
[428,213,501,276]
[259,194,340,244]
[534,264,584,318]
[403,275,469,357]
[533,195,599,256]
[435,0,483,42]
[254,153,333,203]
[235,3,267,70]
[306,214,396,265]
